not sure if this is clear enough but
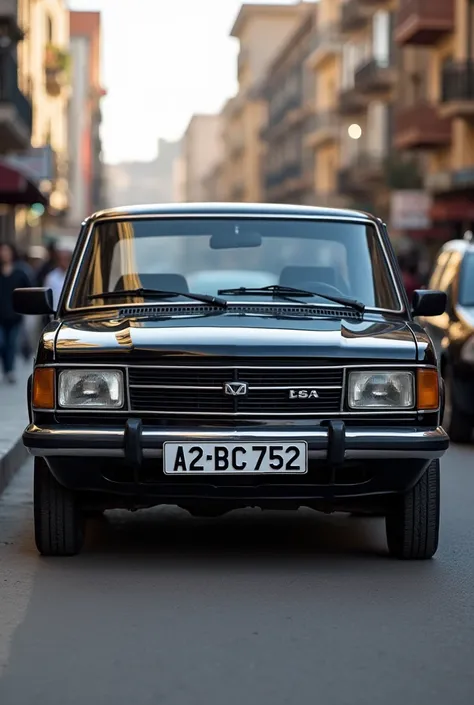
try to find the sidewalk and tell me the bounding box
[0,359,30,495]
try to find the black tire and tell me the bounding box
[34,458,85,556]
[385,459,440,560]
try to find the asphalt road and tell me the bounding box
[0,447,473,705]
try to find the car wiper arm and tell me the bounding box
[88,288,228,308]
[218,284,365,312]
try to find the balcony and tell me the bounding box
[228,131,245,157]
[44,44,70,97]
[0,53,32,151]
[354,58,396,96]
[338,86,367,116]
[306,24,342,70]
[395,0,454,47]
[394,103,451,150]
[337,153,385,196]
[265,163,310,198]
[305,111,339,149]
[238,47,248,78]
[340,0,371,34]
[440,61,474,119]
[307,192,350,208]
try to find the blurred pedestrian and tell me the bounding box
[0,242,32,384]
[44,240,74,309]
[398,252,421,303]
[26,245,47,284]
[36,239,57,287]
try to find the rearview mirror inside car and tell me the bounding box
[13,287,55,315]
[411,289,446,317]
[210,231,262,249]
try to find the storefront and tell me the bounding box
[0,160,47,245]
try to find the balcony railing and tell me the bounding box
[395,0,454,46]
[265,163,303,191]
[441,61,474,104]
[268,93,302,129]
[340,0,371,34]
[0,52,32,136]
[307,24,342,68]
[394,102,451,150]
[305,111,339,147]
[338,152,385,195]
[354,58,396,94]
[338,86,367,115]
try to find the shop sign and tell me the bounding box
[390,190,432,230]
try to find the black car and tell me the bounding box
[420,234,474,443]
[14,203,449,559]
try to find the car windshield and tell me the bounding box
[68,217,400,311]
[459,252,474,306]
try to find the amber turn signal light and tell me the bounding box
[32,368,55,409]
[416,368,439,410]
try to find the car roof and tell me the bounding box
[439,237,474,256]
[85,202,378,223]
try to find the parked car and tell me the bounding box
[14,203,448,559]
[420,234,474,443]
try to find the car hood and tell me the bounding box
[54,311,418,361]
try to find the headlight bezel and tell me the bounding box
[347,369,416,411]
[57,368,125,410]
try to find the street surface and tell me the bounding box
[0,446,473,704]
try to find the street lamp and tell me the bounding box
[348,123,362,140]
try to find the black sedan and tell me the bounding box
[14,203,448,559]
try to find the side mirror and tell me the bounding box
[13,288,55,315]
[411,289,447,317]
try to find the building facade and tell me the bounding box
[219,2,309,203]
[0,0,70,245]
[179,114,222,202]
[395,0,474,247]
[260,4,317,205]
[68,11,106,226]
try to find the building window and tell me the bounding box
[372,10,390,66]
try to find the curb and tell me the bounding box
[0,437,28,497]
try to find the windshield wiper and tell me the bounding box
[88,288,228,308]
[218,284,365,313]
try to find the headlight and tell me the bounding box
[348,371,414,409]
[461,337,474,363]
[58,369,124,408]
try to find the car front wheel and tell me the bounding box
[385,460,440,560]
[34,458,85,556]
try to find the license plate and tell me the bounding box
[163,442,308,475]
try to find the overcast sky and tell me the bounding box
[68,0,299,165]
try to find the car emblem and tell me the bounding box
[289,389,319,399]
[224,382,248,396]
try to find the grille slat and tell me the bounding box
[128,360,343,416]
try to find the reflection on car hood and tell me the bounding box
[55,311,417,361]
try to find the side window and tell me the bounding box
[429,251,451,290]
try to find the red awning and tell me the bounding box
[431,195,474,222]
[0,161,48,206]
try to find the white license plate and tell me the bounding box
[163,442,308,475]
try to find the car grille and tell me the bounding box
[128,360,343,416]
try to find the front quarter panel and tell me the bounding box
[408,321,438,366]
[35,320,62,365]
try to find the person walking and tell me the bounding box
[0,242,32,384]
[44,240,74,309]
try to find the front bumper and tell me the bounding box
[23,422,449,507]
[24,422,449,462]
